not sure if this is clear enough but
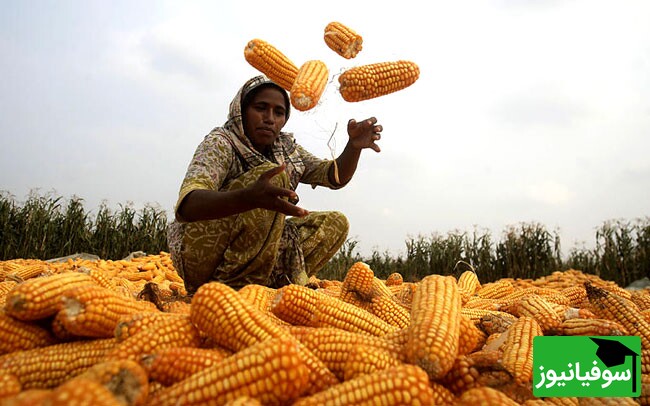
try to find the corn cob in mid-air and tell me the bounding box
[338,60,419,102]
[244,38,299,91]
[323,21,363,59]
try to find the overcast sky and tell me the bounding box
[1,0,648,258]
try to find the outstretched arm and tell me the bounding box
[331,117,382,185]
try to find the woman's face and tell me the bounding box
[243,86,288,153]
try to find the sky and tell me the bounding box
[1,0,649,258]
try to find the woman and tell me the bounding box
[168,75,382,293]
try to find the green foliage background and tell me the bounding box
[1,190,648,287]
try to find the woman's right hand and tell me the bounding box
[247,163,309,217]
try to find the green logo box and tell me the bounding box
[533,336,641,398]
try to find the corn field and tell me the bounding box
[1,190,648,287]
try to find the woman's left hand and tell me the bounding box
[347,117,382,153]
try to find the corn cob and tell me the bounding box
[114,311,187,342]
[148,337,311,406]
[323,21,363,59]
[106,314,203,361]
[340,261,374,300]
[224,397,263,406]
[458,314,486,355]
[463,297,501,310]
[58,283,159,338]
[142,346,231,386]
[385,272,403,286]
[341,344,402,381]
[455,386,520,405]
[290,60,329,111]
[190,282,339,394]
[631,289,650,311]
[463,307,516,324]
[559,317,629,336]
[514,294,563,334]
[4,271,96,320]
[310,294,398,336]
[293,364,435,405]
[0,312,57,354]
[585,282,650,349]
[338,60,419,102]
[0,372,21,398]
[368,294,410,329]
[2,261,48,282]
[477,311,518,335]
[501,316,543,385]
[289,327,404,381]
[458,269,481,304]
[244,38,299,91]
[437,355,480,396]
[0,280,17,307]
[476,279,516,299]
[270,283,331,326]
[74,359,149,406]
[78,265,114,289]
[1,388,52,404]
[48,378,122,406]
[391,282,417,310]
[0,337,117,389]
[160,298,191,314]
[190,281,287,351]
[405,274,461,380]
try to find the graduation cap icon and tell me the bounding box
[590,337,639,393]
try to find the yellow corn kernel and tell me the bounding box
[458,269,481,304]
[456,386,520,405]
[191,281,287,352]
[501,316,543,385]
[338,60,419,102]
[385,272,403,286]
[244,38,298,91]
[559,317,629,336]
[476,279,516,299]
[0,372,21,398]
[585,281,650,349]
[190,282,338,394]
[437,355,480,396]
[270,283,331,326]
[0,312,57,355]
[310,294,398,336]
[369,294,410,329]
[148,337,310,406]
[514,294,563,334]
[0,338,118,389]
[142,346,231,386]
[290,60,329,111]
[405,274,461,380]
[323,21,363,59]
[106,314,202,361]
[341,344,402,381]
[49,378,122,406]
[4,271,97,320]
[289,327,404,381]
[293,364,434,405]
[74,359,149,406]
[458,314,486,355]
[58,283,159,338]
[115,311,187,342]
